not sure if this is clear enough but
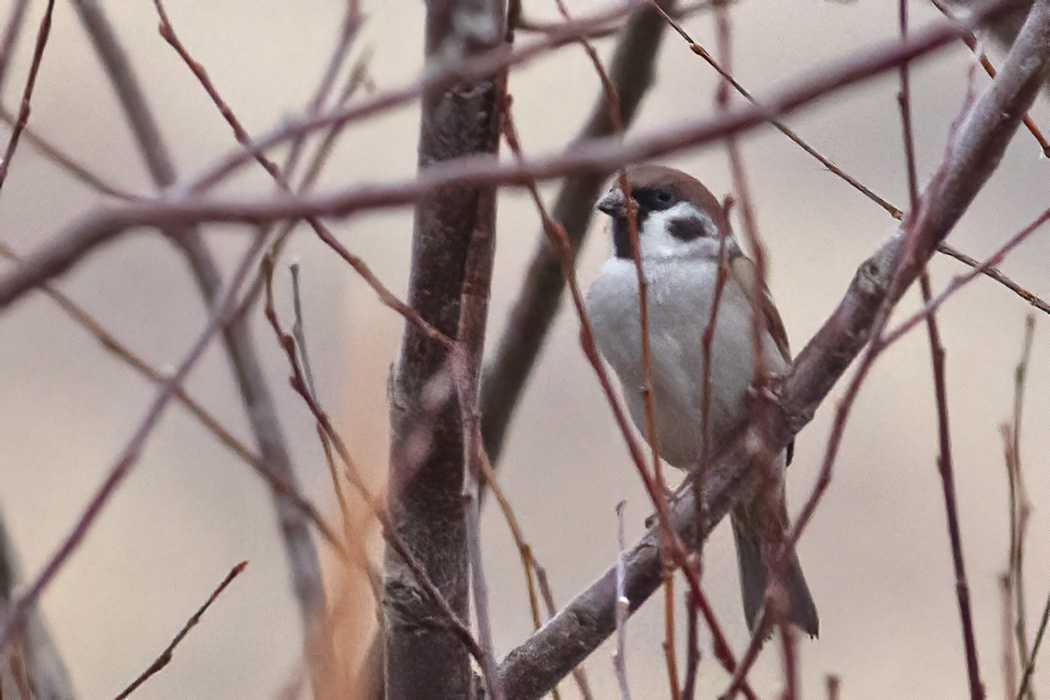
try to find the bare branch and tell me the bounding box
[0,3,1014,313]
[112,562,248,700]
[499,2,1050,696]
[68,0,329,678]
[0,0,56,192]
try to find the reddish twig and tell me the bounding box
[260,263,486,665]
[901,3,984,697]
[0,104,140,199]
[0,4,1018,313]
[936,243,1050,318]
[0,0,55,192]
[0,0,31,95]
[112,561,248,700]
[0,225,271,655]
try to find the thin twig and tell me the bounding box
[0,0,56,193]
[937,243,1050,317]
[112,561,248,700]
[289,264,318,398]
[0,0,31,95]
[261,265,486,665]
[0,225,271,654]
[1004,314,1037,700]
[1018,590,1050,699]
[613,502,632,700]
[901,2,983,697]
[0,104,140,199]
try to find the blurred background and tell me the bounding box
[1,0,1049,698]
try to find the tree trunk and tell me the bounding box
[383,1,506,699]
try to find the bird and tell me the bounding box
[584,163,819,637]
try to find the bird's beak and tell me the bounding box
[596,188,625,216]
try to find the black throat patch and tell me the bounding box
[612,209,649,259]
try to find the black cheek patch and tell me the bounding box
[667,217,711,241]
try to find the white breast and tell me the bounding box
[585,255,786,470]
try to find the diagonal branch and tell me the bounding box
[480,0,674,465]
[67,0,329,679]
[0,2,1012,313]
[498,2,1050,697]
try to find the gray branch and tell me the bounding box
[498,2,1050,698]
[480,1,675,465]
[68,0,331,686]
[0,509,76,700]
[382,1,507,699]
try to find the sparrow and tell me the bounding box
[584,164,819,637]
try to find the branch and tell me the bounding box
[382,0,507,699]
[0,508,76,700]
[67,0,329,680]
[498,2,1050,697]
[0,3,1006,313]
[112,562,248,700]
[480,0,673,465]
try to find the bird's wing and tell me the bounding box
[727,253,790,364]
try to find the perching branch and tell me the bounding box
[498,2,1050,697]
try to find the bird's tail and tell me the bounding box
[731,507,819,638]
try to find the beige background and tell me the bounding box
[1,0,1049,698]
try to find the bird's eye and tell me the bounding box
[655,191,673,205]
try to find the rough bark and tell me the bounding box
[498,1,1050,697]
[383,1,507,699]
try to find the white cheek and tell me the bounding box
[639,202,718,258]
